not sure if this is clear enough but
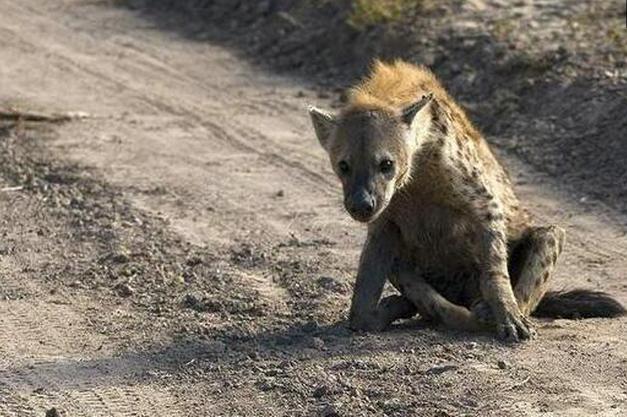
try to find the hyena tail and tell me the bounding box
[533,289,626,319]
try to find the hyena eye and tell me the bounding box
[338,160,350,175]
[379,159,394,174]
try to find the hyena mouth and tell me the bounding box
[347,205,384,223]
[348,211,374,223]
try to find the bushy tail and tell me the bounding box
[533,290,626,319]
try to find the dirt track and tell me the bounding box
[0,1,626,416]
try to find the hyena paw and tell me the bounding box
[348,312,387,332]
[471,301,495,325]
[495,308,535,343]
[379,295,417,320]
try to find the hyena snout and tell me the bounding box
[345,188,376,222]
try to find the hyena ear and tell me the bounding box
[308,106,336,150]
[401,93,434,125]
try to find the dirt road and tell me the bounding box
[0,1,625,416]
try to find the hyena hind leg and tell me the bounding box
[509,225,565,316]
[378,295,418,325]
[398,272,484,332]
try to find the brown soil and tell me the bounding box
[0,1,625,416]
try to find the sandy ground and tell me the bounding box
[0,1,625,416]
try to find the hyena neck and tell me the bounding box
[426,99,484,177]
[398,106,484,203]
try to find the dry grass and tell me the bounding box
[347,0,430,28]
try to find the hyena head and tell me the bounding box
[309,94,433,223]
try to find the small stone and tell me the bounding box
[497,360,510,369]
[309,336,325,350]
[206,340,226,354]
[114,282,134,297]
[276,11,302,29]
[258,377,275,391]
[183,292,212,312]
[109,252,130,264]
[256,0,271,14]
[316,276,345,293]
[302,320,318,333]
[275,190,285,197]
[295,90,306,98]
[312,384,328,398]
[321,404,340,417]
[185,256,203,267]
[425,364,458,375]
[46,408,61,417]
[184,292,201,307]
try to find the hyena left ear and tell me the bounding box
[401,93,434,125]
[308,106,337,151]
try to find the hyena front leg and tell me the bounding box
[510,225,565,316]
[470,219,534,341]
[451,165,533,341]
[474,225,565,322]
[349,222,416,331]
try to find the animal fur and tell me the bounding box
[309,60,625,342]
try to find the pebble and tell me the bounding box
[256,0,271,14]
[312,384,329,398]
[310,337,325,350]
[114,282,134,297]
[497,360,510,369]
[206,340,227,354]
[425,364,458,375]
[46,408,61,417]
[109,252,130,264]
[302,320,319,333]
[258,378,275,391]
[320,404,340,417]
[276,11,302,29]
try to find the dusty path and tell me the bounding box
[0,1,625,416]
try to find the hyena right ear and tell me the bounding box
[308,106,336,151]
[401,93,434,125]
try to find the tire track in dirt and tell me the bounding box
[0,0,336,197]
[0,0,331,319]
[0,193,190,417]
[0,143,217,417]
[0,295,179,416]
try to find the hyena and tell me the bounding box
[309,60,625,342]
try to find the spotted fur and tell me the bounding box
[309,60,625,342]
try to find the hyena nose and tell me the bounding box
[349,190,375,218]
